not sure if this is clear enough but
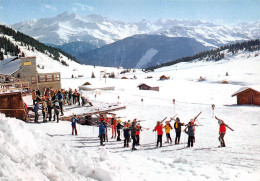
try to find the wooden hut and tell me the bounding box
[0,92,28,121]
[159,75,170,80]
[232,87,260,105]
[137,83,159,91]
[83,82,91,86]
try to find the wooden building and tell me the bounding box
[159,75,170,80]
[0,92,28,121]
[0,56,61,92]
[232,87,260,105]
[137,83,159,91]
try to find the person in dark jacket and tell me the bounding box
[33,101,40,123]
[123,122,130,148]
[174,117,185,144]
[57,91,64,116]
[116,119,123,141]
[99,120,108,146]
[130,121,139,150]
[71,114,79,135]
[184,122,195,147]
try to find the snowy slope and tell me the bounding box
[1,50,260,181]
[12,12,260,47]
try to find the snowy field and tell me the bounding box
[1,51,260,181]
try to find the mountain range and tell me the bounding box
[11,12,260,68]
[12,12,260,47]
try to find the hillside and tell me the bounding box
[79,35,209,69]
[0,24,78,63]
[146,39,260,71]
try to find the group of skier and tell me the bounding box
[94,112,233,150]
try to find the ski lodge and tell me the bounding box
[137,83,159,91]
[232,87,260,105]
[0,56,61,92]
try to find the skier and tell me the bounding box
[42,99,47,123]
[174,117,185,144]
[98,119,108,146]
[123,122,130,147]
[153,121,163,147]
[71,114,79,135]
[136,123,142,145]
[164,121,173,144]
[99,114,110,142]
[184,121,195,147]
[53,104,60,123]
[47,99,53,122]
[33,101,40,123]
[116,119,123,141]
[130,121,139,150]
[57,91,64,116]
[215,116,227,147]
[111,117,117,139]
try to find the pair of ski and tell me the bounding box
[159,114,178,124]
[215,116,234,131]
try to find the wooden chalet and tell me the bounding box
[0,92,28,121]
[159,75,170,80]
[137,83,159,91]
[232,87,260,105]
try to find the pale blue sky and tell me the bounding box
[0,0,260,25]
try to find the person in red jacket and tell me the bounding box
[218,119,227,147]
[153,121,163,147]
[136,123,142,145]
[111,117,117,139]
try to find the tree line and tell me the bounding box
[0,24,78,63]
[145,39,260,71]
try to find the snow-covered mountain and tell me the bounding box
[0,24,83,78]
[12,12,260,48]
[79,35,210,68]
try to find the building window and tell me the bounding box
[32,76,37,84]
[38,75,46,82]
[47,75,53,82]
[53,74,60,81]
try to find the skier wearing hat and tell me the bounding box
[71,114,79,135]
[130,121,139,150]
[184,121,195,147]
[136,123,142,145]
[174,117,185,144]
[216,117,227,147]
[99,119,108,146]
[153,121,163,147]
[116,119,123,141]
[164,121,173,144]
[123,122,130,147]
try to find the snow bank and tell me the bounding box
[0,114,119,181]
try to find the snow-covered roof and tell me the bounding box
[0,57,21,75]
[232,86,260,97]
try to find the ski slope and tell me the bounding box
[1,51,260,181]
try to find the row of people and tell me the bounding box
[97,115,229,149]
